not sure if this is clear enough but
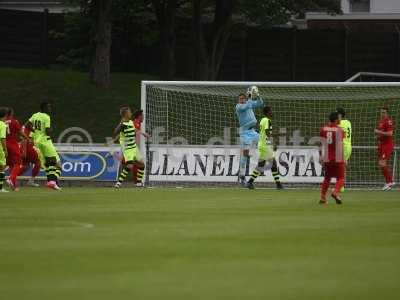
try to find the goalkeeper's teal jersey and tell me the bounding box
[235,98,264,130]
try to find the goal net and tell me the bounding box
[141,82,400,188]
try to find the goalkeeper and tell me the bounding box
[235,86,264,185]
[246,106,283,190]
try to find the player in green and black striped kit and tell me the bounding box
[246,106,283,190]
[114,107,146,188]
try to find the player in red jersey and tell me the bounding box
[131,110,151,186]
[375,107,395,191]
[319,111,345,205]
[19,126,41,187]
[131,110,143,184]
[5,108,25,191]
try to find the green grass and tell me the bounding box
[0,67,156,142]
[1,188,400,300]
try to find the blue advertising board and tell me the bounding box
[14,151,120,181]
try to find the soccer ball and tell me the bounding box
[249,85,259,99]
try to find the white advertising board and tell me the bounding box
[148,145,323,183]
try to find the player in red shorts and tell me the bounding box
[19,126,41,187]
[130,110,150,186]
[375,107,395,191]
[130,110,142,184]
[5,108,26,191]
[319,111,345,205]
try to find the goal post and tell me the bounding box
[141,81,400,188]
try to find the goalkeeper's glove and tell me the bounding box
[246,86,261,100]
[246,87,252,99]
[251,86,260,99]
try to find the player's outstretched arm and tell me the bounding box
[235,101,252,112]
[247,86,264,107]
[236,98,263,112]
[137,129,151,139]
[251,97,264,108]
[375,129,393,136]
[113,122,123,140]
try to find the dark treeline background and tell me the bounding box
[1,8,399,82]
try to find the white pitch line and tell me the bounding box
[68,221,95,229]
[0,219,95,230]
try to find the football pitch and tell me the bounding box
[1,188,399,300]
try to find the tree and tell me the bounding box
[73,0,180,83]
[151,0,180,80]
[63,0,340,83]
[90,0,113,88]
[191,0,341,80]
[192,0,236,80]
[65,0,153,87]
[239,0,340,27]
[65,0,113,87]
